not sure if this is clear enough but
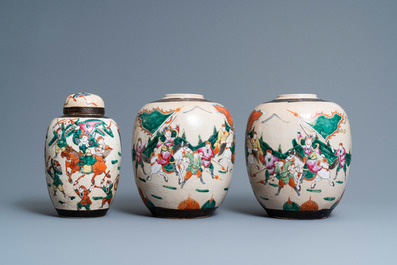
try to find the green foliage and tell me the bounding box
[306,189,322,193]
[283,200,300,211]
[151,194,163,200]
[195,189,209,193]
[145,199,155,208]
[201,198,216,209]
[163,185,177,190]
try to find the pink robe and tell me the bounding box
[335,146,346,167]
[197,147,214,168]
[264,153,279,175]
[156,139,174,165]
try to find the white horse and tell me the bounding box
[308,152,335,188]
[147,142,191,183]
[286,150,306,191]
[218,142,233,172]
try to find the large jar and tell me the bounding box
[132,93,235,218]
[245,94,351,219]
[44,93,121,217]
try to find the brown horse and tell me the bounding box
[61,146,111,184]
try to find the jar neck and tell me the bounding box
[276,94,318,100]
[63,107,105,116]
[162,93,205,100]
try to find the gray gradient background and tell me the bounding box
[1,1,395,264]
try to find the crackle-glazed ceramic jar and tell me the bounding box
[245,94,351,219]
[132,93,235,218]
[44,93,121,217]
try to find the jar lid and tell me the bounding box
[63,92,105,115]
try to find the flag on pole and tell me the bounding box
[137,108,179,135]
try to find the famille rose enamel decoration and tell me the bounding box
[44,93,121,217]
[132,94,235,218]
[245,94,352,219]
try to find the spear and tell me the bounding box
[288,110,326,142]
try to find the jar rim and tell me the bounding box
[277,94,318,100]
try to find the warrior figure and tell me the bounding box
[263,150,280,184]
[214,124,229,157]
[156,126,178,166]
[134,138,147,175]
[47,158,66,197]
[73,176,94,211]
[335,143,347,179]
[78,149,97,174]
[181,151,204,188]
[275,161,300,196]
[95,178,114,208]
[197,141,215,178]
[250,131,264,164]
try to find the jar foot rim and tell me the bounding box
[265,208,332,220]
[148,207,217,219]
[56,209,108,218]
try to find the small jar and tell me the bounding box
[132,93,235,218]
[44,93,121,217]
[245,94,352,219]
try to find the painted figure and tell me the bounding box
[250,131,264,164]
[181,151,204,188]
[214,124,229,156]
[78,149,97,174]
[133,138,147,175]
[95,177,114,208]
[73,176,94,211]
[95,136,112,158]
[263,150,280,184]
[197,141,215,178]
[156,126,178,166]
[47,158,65,197]
[275,161,301,196]
[335,143,347,179]
[246,148,258,170]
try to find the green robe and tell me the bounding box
[102,184,114,200]
[48,169,63,187]
[78,154,97,166]
[185,153,202,174]
[276,161,294,184]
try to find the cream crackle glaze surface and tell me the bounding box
[44,93,121,213]
[246,94,351,214]
[132,94,235,212]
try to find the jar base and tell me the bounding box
[56,209,108,218]
[265,208,332,219]
[148,207,217,219]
